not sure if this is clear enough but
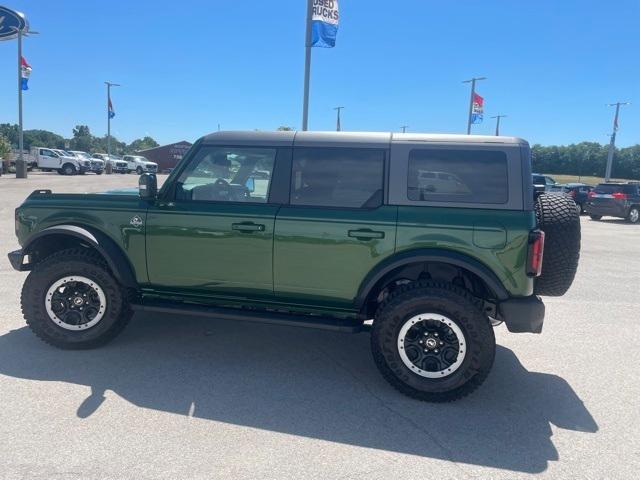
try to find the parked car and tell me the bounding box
[92,153,128,174]
[68,151,104,174]
[123,155,158,174]
[586,182,640,223]
[560,183,593,214]
[532,173,557,197]
[30,147,90,175]
[8,131,581,402]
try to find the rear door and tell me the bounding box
[145,145,283,299]
[274,146,397,309]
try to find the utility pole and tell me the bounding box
[490,115,507,136]
[462,76,486,134]
[604,102,630,182]
[333,106,344,131]
[400,125,409,133]
[301,0,313,131]
[105,82,120,160]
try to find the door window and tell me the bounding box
[290,148,385,208]
[175,146,276,203]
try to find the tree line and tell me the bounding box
[532,142,640,180]
[0,123,159,156]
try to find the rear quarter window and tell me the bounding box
[407,149,508,204]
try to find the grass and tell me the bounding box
[543,174,634,186]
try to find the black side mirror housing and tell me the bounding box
[139,173,157,200]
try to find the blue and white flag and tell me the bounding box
[108,96,115,119]
[311,0,339,48]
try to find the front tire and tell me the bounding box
[62,163,77,176]
[136,166,143,175]
[371,281,495,402]
[21,249,133,349]
[590,215,602,220]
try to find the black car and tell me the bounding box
[586,183,640,223]
[561,183,593,214]
[532,173,557,198]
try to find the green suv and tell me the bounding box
[8,131,581,402]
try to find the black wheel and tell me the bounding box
[590,215,602,220]
[21,248,133,349]
[96,171,103,175]
[534,193,581,297]
[136,166,143,175]
[576,202,584,215]
[371,281,495,402]
[627,207,640,224]
[62,163,76,176]
[56,169,64,175]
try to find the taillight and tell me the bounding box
[588,191,595,198]
[568,189,576,198]
[612,192,628,200]
[527,230,545,277]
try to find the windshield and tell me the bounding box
[73,151,92,159]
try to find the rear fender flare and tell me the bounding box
[355,248,509,312]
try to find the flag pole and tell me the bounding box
[301,0,313,131]
[463,76,486,134]
[16,29,26,178]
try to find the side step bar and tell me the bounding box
[131,301,364,333]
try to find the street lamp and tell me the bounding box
[333,106,344,131]
[490,115,507,136]
[604,102,630,182]
[400,125,409,133]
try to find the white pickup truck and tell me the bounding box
[123,155,158,174]
[30,147,91,175]
[68,151,104,174]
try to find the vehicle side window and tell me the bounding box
[175,146,276,203]
[290,148,384,208]
[41,149,55,157]
[407,149,508,204]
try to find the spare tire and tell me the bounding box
[534,193,581,296]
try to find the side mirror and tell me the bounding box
[139,173,157,200]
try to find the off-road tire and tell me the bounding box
[21,248,133,349]
[590,215,602,220]
[534,193,581,296]
[371,281,495,402]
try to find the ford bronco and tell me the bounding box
[8,131,581,402]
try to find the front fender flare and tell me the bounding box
[23,225,138,289]
[355,248,510,312]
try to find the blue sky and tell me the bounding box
[0,0,638,146]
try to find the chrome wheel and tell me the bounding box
[397,313,466,378]
[45,276,107,331]
[629,208,639,223]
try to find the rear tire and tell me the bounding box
[627,207,640,224]
[371,281,495,402]
[136,166,143,175]
[21,249,133,349]
[534,193,581,296]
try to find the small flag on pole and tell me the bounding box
[20,56,31,91]
[471,92,484,124]
[311,0,339,48]
[108,97,115,119]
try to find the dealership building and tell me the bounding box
[137,141,192,172]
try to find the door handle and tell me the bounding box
[232,222,265,232]
[348,229,385,240]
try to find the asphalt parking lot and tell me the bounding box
[0,173,638,479]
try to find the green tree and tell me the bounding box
[0,135,11,159]
[0,124,19,147]
[128,136,159,153]
[69,125,94,152]
[22,130,65,150]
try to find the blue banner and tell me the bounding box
[311,0,339,48]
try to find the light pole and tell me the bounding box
[301,0,313,131]
[490,115,507,136]
[13,27,38,178]
[400,125,409,133]
[604,102,630,182]
[105,82,120,161]
[463,76,486,134]
[333,106,344,131]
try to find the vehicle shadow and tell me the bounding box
[0,314,597,473]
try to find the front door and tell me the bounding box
[274,147,397,309]
[145,145,279,299]
[38,148,61,169]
